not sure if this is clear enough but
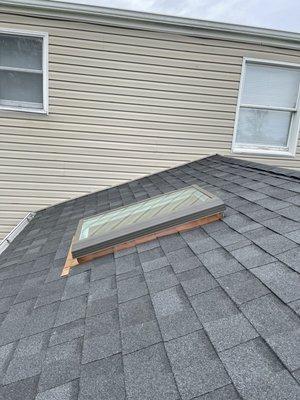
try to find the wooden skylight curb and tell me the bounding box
[61,212,223,277]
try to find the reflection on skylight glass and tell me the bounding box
[79,186,210,240]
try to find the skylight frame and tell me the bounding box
[72,185,225,259]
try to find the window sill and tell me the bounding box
[231,146,295,158]
[0,105,48,114]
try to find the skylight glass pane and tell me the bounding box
[241,63,300,108]
[79,186,210,240]
[0,34,43,70]
[236,108,291,147]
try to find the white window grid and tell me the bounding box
[232,58,300,157]
[0,28,48,114]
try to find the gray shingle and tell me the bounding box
[141,255,169,272]
[262,216,300,234]
[22,301,59,337]
[35,278,66,308]
[277,205,300,221]
[191,287,239,323]
[188,237,221,254]
[289,299,300,316]
[217,270,270,305]
[0,342,16,384]
[224,238,252,252]
[202,220,228,234]
[169,255,202,274]
[159,233,186,253]
[197,248,244,278]
[36,380,79,400]
[152,285,201,340]
[50,318,85,347]
[286,193,300,206]
[266,328,300,371]
[276,246,300,273]
[38,337,82,392]
[251,262,300,303]
[114,247,136,258]
[209,227,245,247]
[194,384,240,400]
[0,275,28,299]
[238,189,267,201]
[240,294,300,337]
[166,247,194,264]
[136,239,160,253]
[3,331,49,384]
[144,265,178,293]
[115,253,141,276]
[0,376,39,400]
[204,313,258,352]
[224,214,260,233]
[61,271,90,300]
[79,354,125,400]
[293,369,300,384]
[246,208,278,222]
[138,247,164,263]
[68,262,92,277]
[124,342,179,400]
[119,295,161,354]
[177,266,219,297]
[117,274,148,303]
[255,197,290,211]
[219,338,300,400]
[54,295,87,327]
[0,299,35,345]
[14,270,47,304]
[284,229,300,244]
[90,257,116,281]
[256,185,293,200]
[165,330,230,399]
[0,262,32,282]
[82,310,121,364]
[87,276,117,317]
[0,296,14,314]
[244,227,297,255]
[230,244,275,269]
[180,227,207,243]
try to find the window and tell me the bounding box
[232,59,300,157]
[71,185,225,260]
[0,29,48,113]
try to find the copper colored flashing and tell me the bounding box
[61,212,222,277]
[61,239,79,277]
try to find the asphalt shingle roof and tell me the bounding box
[0,154,300,400]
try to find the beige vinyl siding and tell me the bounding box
[0,12,300,239]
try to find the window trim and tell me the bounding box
[231,57,300,158]
[0,27,48,114]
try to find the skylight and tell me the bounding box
[71,185,225,261]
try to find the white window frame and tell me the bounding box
[0,28,48,114]
[231,58,300,158]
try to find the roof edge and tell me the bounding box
[0,0,299,49]
[215,155,300,180]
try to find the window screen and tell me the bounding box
[233,61,300,154]
[0,33,46,111]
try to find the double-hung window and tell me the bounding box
[232,58,300,157]
[0,29,48,113]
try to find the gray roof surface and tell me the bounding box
[0,154,300,400]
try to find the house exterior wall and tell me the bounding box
[0,11,300,239]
